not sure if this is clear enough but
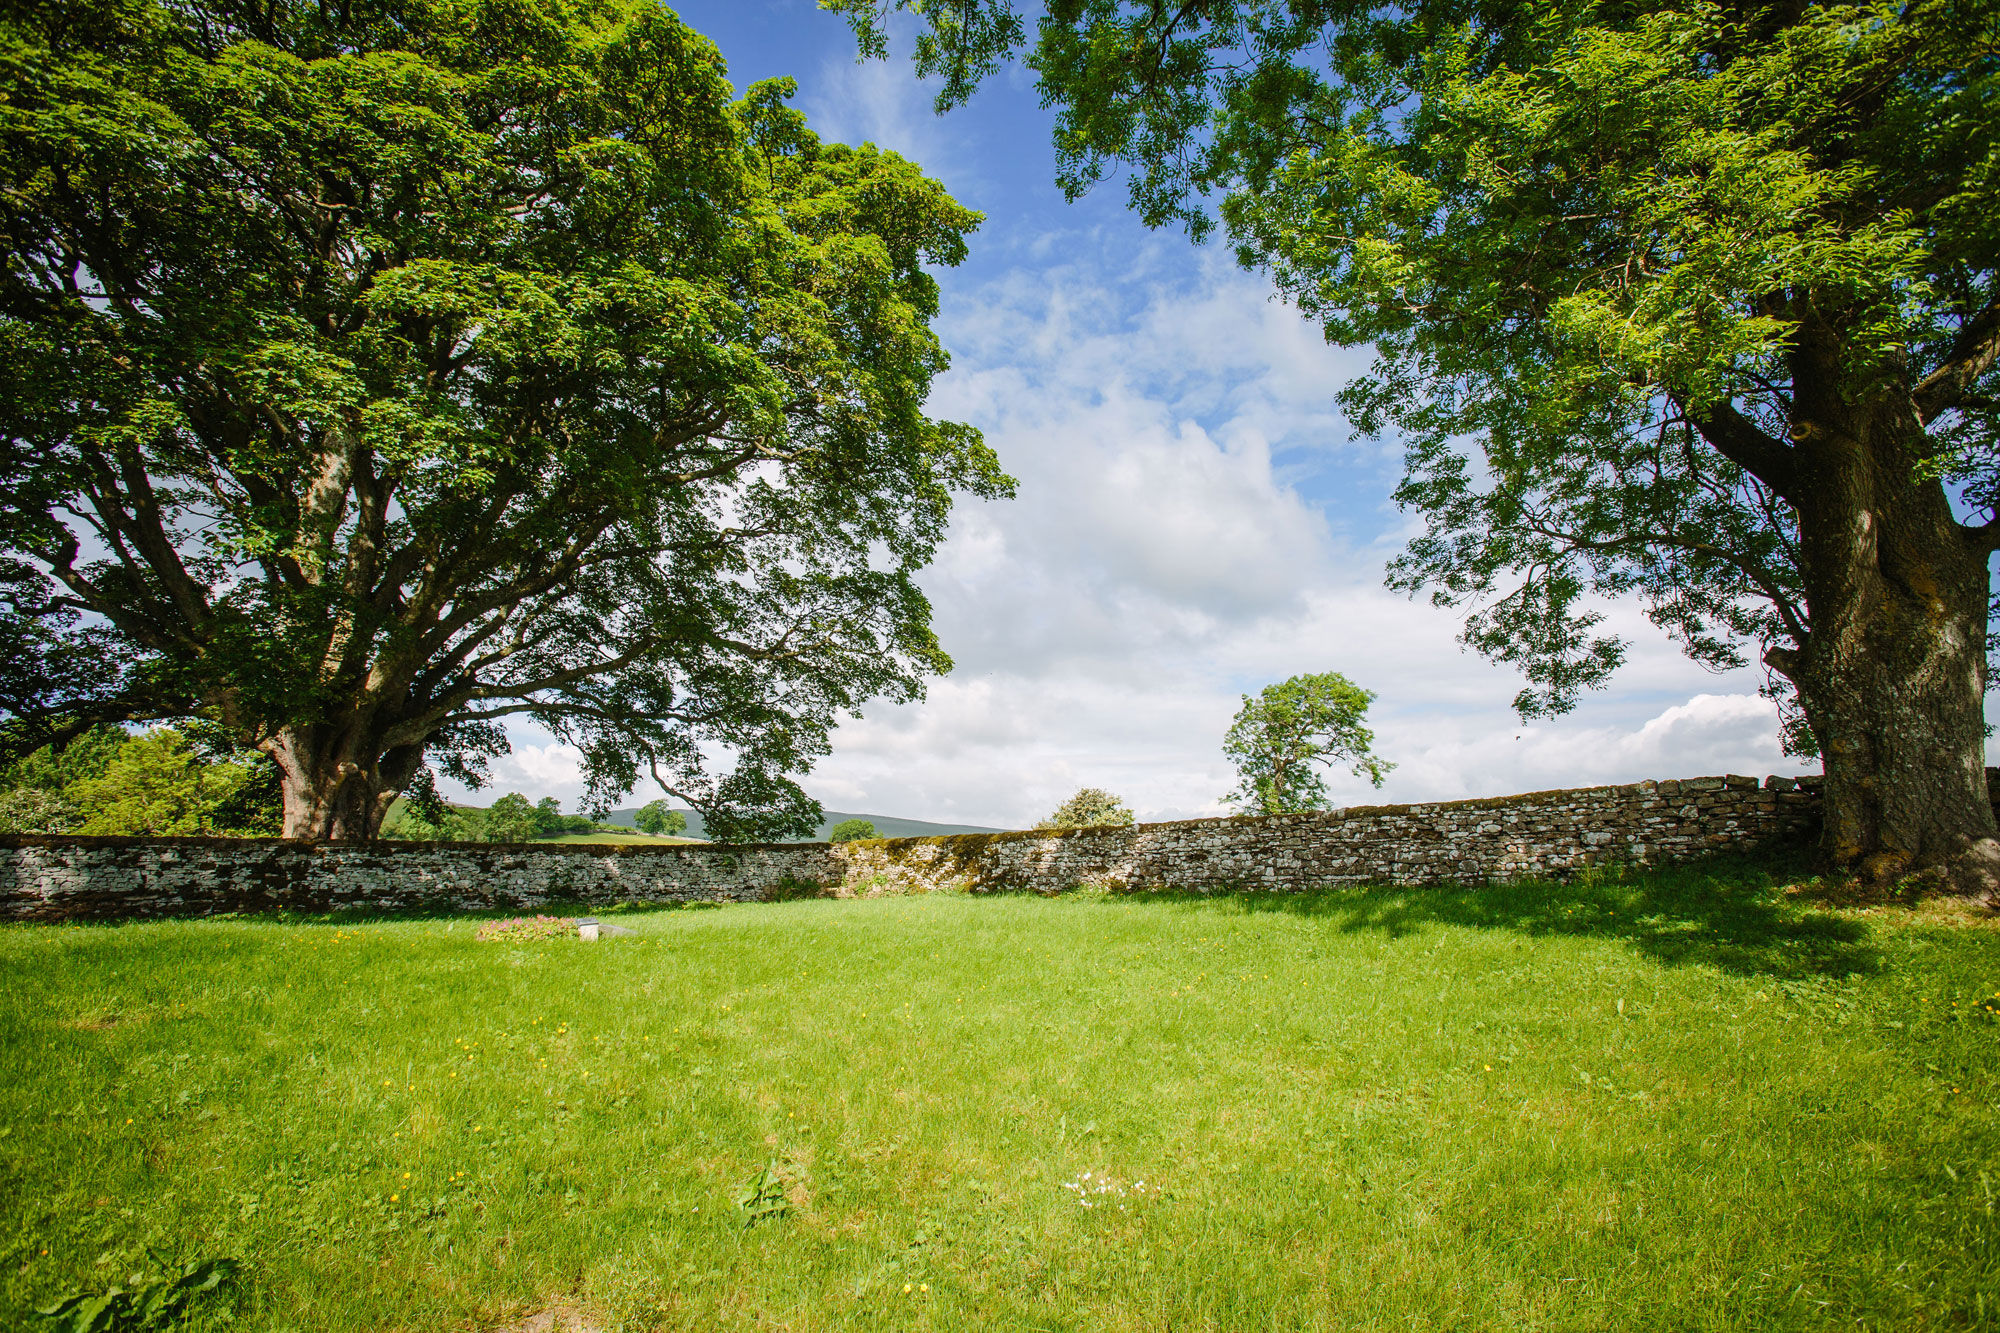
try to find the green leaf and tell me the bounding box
[736,1162,792,1227]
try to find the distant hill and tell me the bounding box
[603,807,1003,842]
[385,795,1004,843]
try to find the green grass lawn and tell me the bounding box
[4,859,1998,1331]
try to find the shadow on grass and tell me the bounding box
[1111,853,1878,982]
[263,897,726,927]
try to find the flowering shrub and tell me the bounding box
[475,915,574,943]
[0,787,79,834]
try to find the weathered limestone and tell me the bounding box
[0,775,1819,923]
[0,837,840,922]
[835,775,1818,895]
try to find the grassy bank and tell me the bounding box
[2,860,1997,1330]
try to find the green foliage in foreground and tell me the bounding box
[33,1255,237,1333]
[827,818,877,843]
[2,861,1997,1330]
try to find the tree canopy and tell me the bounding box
[827,816,877,841]
[634,799,688,836]
[0,0,1011,842]
[841,0,2000,885]
[1223,671,1390,815]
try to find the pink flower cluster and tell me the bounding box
[474,914,574,942]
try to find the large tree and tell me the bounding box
[842,0,2000,889]
[0,0,1010,840]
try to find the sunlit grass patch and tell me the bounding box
[2,857,1996,1330]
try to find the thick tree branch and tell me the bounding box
[1915,299,2000,423]
[1682,398,1799,500]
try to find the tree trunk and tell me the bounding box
[264,727,424,842]
[1778,362,1999,894]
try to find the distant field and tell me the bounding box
[3,859,1997,1330]
[539,831,703,846]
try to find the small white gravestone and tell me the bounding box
[575,917,633,941]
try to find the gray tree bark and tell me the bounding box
[1771,352,1999,894]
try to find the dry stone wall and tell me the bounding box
[838,775,1817,895]
[0,837,842,923]
[0,775,1817,923]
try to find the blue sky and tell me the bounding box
[453,0,1821,826]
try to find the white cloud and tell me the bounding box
[812,578,1807,829]
[914,246,1375,666]
[439,212,1811,828]
[795,46,969,185]
[476,741,585,797]
[794,249,1811,827]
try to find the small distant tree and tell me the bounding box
[1223,673,1393,816]
[530,798,566,839]
[483,793,540,844]
[1038,788,1135,830]
[828,818,878,842]
[634,800,689,837]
